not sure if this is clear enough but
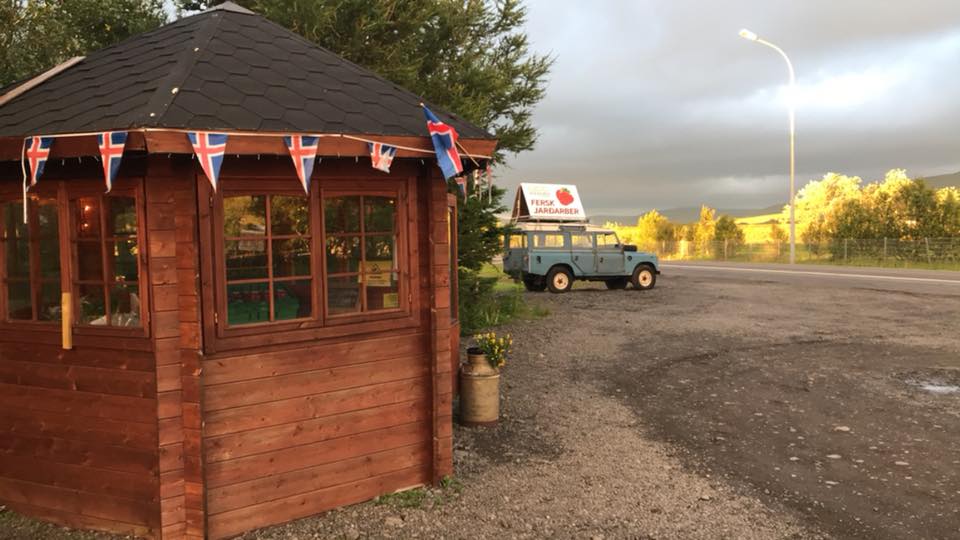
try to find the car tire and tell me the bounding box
[605,277,629,290]
[546,267,574,293]
[522,275,547,292]
[632,265,656,290]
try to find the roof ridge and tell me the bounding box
[138,10,226,128]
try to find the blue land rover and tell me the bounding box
[502,223,660,293]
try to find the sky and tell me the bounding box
[499,0,960,215]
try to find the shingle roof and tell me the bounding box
[0,2,491,140]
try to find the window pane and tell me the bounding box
[39,216,60,280]
[111,240,139,282]
[38,201,59,238]
[365,235,396,267]
[5,236,29,279]
[270,195,309,236]
[107,197,137,236]
[76,198,101,239]
[508,234,526,248]
[326,236,360,274]
[364,196,396,232]
[77,241,103,281]
[327,275,360,315]
[78,284,106,325]
[597,233,618,248]
[7,280,31,320]
[225,239,267,280]
[324,196,360,233]
[273,238,310,277]
[571,234,593,249]
[110,282,140,327]
[224,195,266,237]
[226,282,270,325]
[366,272,400,311]
[38,281,61,322]
[274,279,311,320]
[534,234,565,248]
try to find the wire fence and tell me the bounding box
[653,238,960,270]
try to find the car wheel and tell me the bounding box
[546,267,574,293]
[605,277,628,290]
[522,275,547,292]
[632,265,656,290]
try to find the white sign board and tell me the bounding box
[516,183,586,221]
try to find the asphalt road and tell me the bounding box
[661,261,960,296]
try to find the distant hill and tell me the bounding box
[591,204,783,225]
[921,171,960,190]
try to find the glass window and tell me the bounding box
[324,195,400,315]
[533,233,565,248]
[73,196,141,326]
[597,233,619,249]
[2,199,60,322]
[223,194,312,326]
[508,234,526,249]
[570,234,594,249]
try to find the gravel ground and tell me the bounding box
[4,267,957,539]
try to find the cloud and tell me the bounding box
[499,0,960,214]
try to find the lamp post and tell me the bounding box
[739,28,796,264]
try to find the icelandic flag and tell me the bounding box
[422,105,463,180]
[455,176,467,198]
[97,132,128,193]
[283,135,319,193]
[24,136,54,188]
[368,142,397,173]
[188,132,228,191]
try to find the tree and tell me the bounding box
[693,206,716,255]
[714,215,744,244]
[1,0,167,86]
[174,0,552,157]
[455,182,509,272]
[634,210,672,250]
[787,172,862,244]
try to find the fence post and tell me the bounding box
[723,239,728,260]
[925,237,932,265]
[843,238,848,263]
[883,237,887,263]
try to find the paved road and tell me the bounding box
[661,261,960,296]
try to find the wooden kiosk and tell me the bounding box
[0,3,494,539]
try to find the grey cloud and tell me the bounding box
[499,0,960,215]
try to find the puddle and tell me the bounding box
[919,383,960,395]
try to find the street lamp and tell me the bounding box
[739,28,797,264]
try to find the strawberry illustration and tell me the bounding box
[556,188,574,206]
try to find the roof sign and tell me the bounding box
[513,183,586,222]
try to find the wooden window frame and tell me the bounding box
[204,175,419,353]
[66,179,150,338]
[0,178,150,340]
[0,187,60,325]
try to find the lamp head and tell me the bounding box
[739,29,759,42]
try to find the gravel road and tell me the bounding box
[3,265,957,539]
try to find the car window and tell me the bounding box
[533,233,565,248]
[508,234,526,248]
[597,233,619,249]
[570,233,594,249]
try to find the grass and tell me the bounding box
[459,263,549,335]
[374,477,464,510]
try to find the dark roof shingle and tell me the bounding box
[0,2,491,140]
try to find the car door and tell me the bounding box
[569,232,596,275]
[596,232,625,275]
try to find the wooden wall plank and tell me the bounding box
[207,466,428,540]
[204,355,429,411]
[0,383,156,424]
[0,477,158,526]
[0,408,157,450]
[0,433,157,475]
[0,359,155,398]
[0,342,154,371]
[3,501,153,539]
[201,332,428,385]
[203,377,428,437]
[205,400,427,464]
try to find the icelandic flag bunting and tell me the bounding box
[24,136,54,188]
[422,105,463,180]
[188,132,228,191]
[283,135,319,193]
[97,132,128,193]
[455,176,467,198]
[368,142,397,173]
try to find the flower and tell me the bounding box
[473,332,512,369]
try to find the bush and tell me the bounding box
[458,268,547,335]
